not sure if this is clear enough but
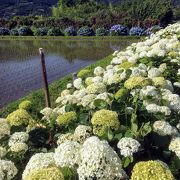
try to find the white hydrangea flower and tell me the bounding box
[176,123,180,131]
[126,107,134,114]
[74,125,92,143]
[94,67,105,76]
[106,65,113,70]
[128,55,138,63]
[107,74,121,85]
[73,78,83,89]
[74,89,87,99]
[61,89,71,97]
[148,67,161,78]
[117,137,140,157]
[40,107,56,120]
[162,90,180,111]
[0,118,10,139]
[67,83,73,89]
[85,77,93,85]
[0,147,7,159]
[174,82,180,88]
[160,106,171,116]
[92,76,103,84]
[139,86,159,100]
[177,69,180,76]
[55,106,65,115]
[95,92,113,105]
[159,63,167,73]
[9,142,28,153]
[80,94,96,108]
[153,121,178,136]
[8,132,29,147]
[120,70,127,80]
[86,83,106,94]
[54,141,81,168]
[57,133,74,145]
[22,153,55,179]
[130,67,146,77]
[0,160,18,180]
[78,136,127,180]
[165,80,174,92]
[169,137,180,159]
[146,104,171,116]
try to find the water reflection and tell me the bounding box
[0,39,138,107]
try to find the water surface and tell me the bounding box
[0,39,138,108]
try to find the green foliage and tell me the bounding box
[96,27,109,36]
[47,28,64,36]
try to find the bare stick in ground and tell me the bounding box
[39,48,51,107]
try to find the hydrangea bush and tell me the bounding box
[129,27,145,36]
[77,26,95,36]
[0,27,10,35]
[64,26,77,36]
[96,27,109,36]
[18,26,33,36]
[33,27,48,36]
[47,28,64,36]
[0,23,180,179]
[110,24,128,36]
[10,29,19,36]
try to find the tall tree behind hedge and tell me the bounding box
[119,0,173,25]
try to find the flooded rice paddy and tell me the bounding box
[0,38,138,107]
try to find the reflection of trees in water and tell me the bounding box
[0,39,139,62]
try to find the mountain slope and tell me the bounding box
[0,0,179,18]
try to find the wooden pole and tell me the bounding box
[39,48,51,107]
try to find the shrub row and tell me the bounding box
[0,25,162,36]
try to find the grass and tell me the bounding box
[0,35,143,41]
[0,54,113,119]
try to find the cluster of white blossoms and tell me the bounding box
[161,89,180,112]
[0,118,10,139]
[146,104,171,116]
[57,125,92,145]
[54,141,81,168]
[153,121,178,136]
[8,132,29,153]
[40,107,58,120]
[117,137,141,157]
[0,160,18,180]
[169,137,180,159]
[22,153,55,179]
[74,125,92,143]
[77,136,127,180]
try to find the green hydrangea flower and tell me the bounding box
[124,76,150,89]
[86,83,106,94]
[77,69,92,79]
[152,77,167,87]
[91,109,120,137]
[131,160,174,180]
[119,61,135,69]
[85,77,93,85]
[56,112,77,126]
[24,167,64,180]
[19,100,32,110]
[115,88,128,101]
[7,109,33,126]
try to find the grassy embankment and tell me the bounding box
[0,36,143,41]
